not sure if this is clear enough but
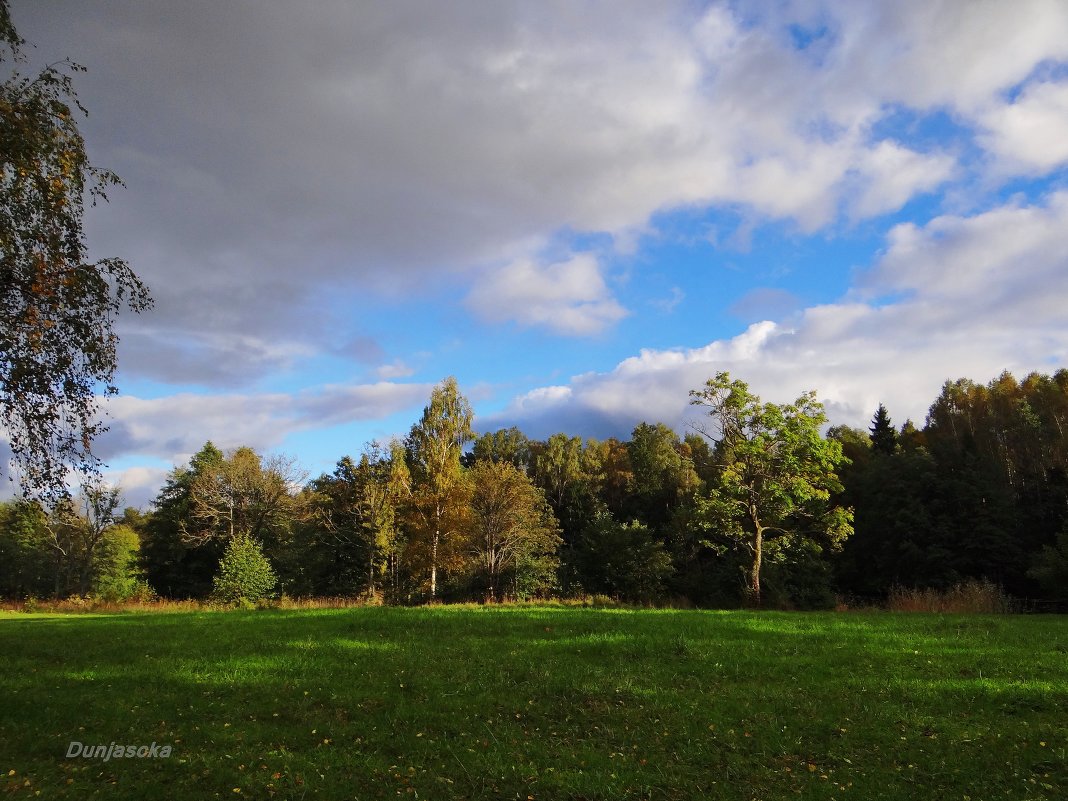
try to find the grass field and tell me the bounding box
[0,607,1065,800]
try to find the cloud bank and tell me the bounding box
[15,0,1067,379]
[487,191,1068,438]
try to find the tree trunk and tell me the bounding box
[488,562,499,604]
[749,504,763,607]
[430,528,439,600]
[751,527,762,607]
[79,560,93,597]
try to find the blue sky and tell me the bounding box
[7,0,1068,507]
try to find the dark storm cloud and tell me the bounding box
[9,0,988,388]
[9,0,1068,401]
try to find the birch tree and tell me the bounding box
[405,377,473,600]
[180,447,302,547]
[1,2,151,500]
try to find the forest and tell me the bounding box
[1,368,1067,609]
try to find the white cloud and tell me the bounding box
[95,382,433,464]
[850,141,957,219]
[102,465,171,510]
[376,360,416,380]
[977,79,1068,174]
[814,0,1068,113]
[491,192,1068,438]
[465,255,628,336]
[514,385,573,408]
[865,191,1068,313]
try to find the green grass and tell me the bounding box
[0,607,1065,800]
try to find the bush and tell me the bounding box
[567,516,674,604]
[210,533,278,606]
[1028,528,1068,598]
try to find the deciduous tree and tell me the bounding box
[41,479,121,596]
[139,442,225,598]
[689,373,852,606]
[467,460,561,601]
[465,427,533,472]
[181,447,302,547]
[405,377,473,599]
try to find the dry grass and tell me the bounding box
[886,579,1017,613]
[0,594,378,614]
[1,583,1021,615]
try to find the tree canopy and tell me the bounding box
[689,372,853,606]
[4,369,1068,608]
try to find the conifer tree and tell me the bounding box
[869,404,898,455]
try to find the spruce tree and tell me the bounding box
[869,404,898,455]
[211,533,277,606]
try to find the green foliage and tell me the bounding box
[835,447,943,596]
[837,369,1068,599]
[1029,526,1068,598]
[299,442,407,599]
[532,433,584,513]
[761,539,837,610]
[90,523,151,602]
[689,372,853,605]
[210,532,278,606]
[467,460,561,601]
[0,499,51,596]
[139,442,226,599]
[465,427,532,472]
[182,446,300,547]
[16,366,1062,609]
[0,2,151,501]
[625,422,699,529]
[404,377,474,599]
[569,514,673,603]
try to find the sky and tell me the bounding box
[7,0,1068,508]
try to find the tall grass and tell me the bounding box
[2,582,1025,615]
[886,579,1017,613]
[0,594,378,615]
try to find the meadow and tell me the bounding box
[0,607,1065,800]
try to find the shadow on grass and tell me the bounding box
[1,608,1066,800]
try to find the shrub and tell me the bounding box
[1028,528,1068,598]
[568,516,674,604]
[92,524,149,602]
[210,533,278,606]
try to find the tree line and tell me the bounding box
[2,370,1066,607]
